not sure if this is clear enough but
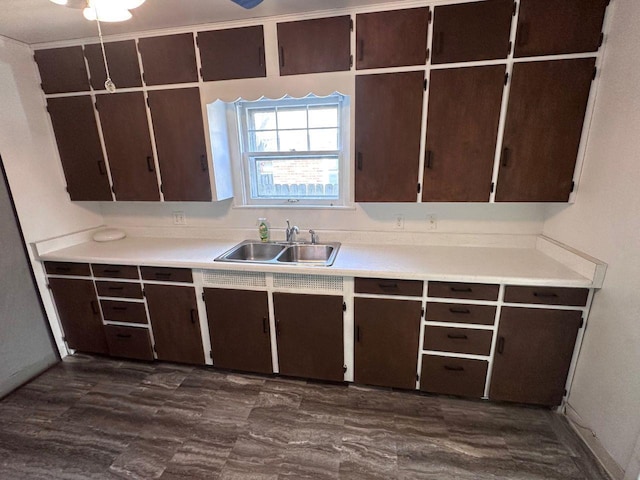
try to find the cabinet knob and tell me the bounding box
[190,308,197,324]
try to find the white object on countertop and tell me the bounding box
[92,228,126,242]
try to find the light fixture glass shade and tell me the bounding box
[83,5,133,22]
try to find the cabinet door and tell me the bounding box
[84,40,142,90]
[96,92,160,201]
[355,72,424,202]
[198,26,266,81]
[277,16,351,76]
[356,8,429,70]
[432,0,514,64]
[273,293,344,382]
[145,284,205,365]
[104,325,154,361]
[423,65,505,202]
[138,34,198,85]
[49,278,108,354]
[354,297,421,389]
[515,0,608,57]
[147,88,212,201]
[47,96,112,201]
[203,288,272,374]
[496,58,595,202]
[490,307,582,406]
[34,47,90,94]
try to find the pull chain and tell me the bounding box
[95,3,116,93]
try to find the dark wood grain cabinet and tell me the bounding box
[147,88,212,201]
[48,277,109,354]
[46,96,112,201]
[490,307,582,406]
[423,65,505,202]
[420,355,488,398]
[356,8,429,70]
[144,284,205,365]
[273,293,344,382]
[104,325,154,361]
[198,26,266,81]
[496,58,595,202]
[96,92,160,201]
[354,297,421,389]
[355,72,425,202]
[515,0,608,58]
[34,46,90,94]
[432,0,514,64]
[137,33,198,85]
[277,16,351,76]
[203,288,273,374]
[84,40,142,90]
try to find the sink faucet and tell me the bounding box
[309,229,319,244]
[285,220,299,243]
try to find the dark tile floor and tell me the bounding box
[0,355,610,480]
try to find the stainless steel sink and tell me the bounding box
[215,240,340,266]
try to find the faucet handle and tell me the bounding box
[309,229,318,244]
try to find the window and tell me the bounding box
[235,94,349,206]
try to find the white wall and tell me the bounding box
[542,0,640,477]
[0,36,104,356]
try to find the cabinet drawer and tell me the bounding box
[101,300,148,324]
[141,266,193,283]
[355,277,423,297]
[420,355,487,398]
[44,261,91,276]
[504,286,589,307]
[96,281,143,299]
[428,281,499,301]
[104,325,154,361]
[92,264,139,279]
[424,326,493,356]
[426,302,496,325]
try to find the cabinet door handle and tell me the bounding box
[426,150,433,169]
[358,39,364,61]
[108,286,124,291]
[258,45,264,67]
[533,291,559,298]
[279,46,285,67]
[103,269,120,274]
[116,333,132,339]
[357,152,363,171]
[356,325,361,343]
[378,282,398,290]
[444,365,464,372]
[262,316,268,334]
[97,160,107,175]
[146,156,155,172]
[450,287,472,293]
[90,300,99,315]
[501,147,510,167]
[113,306,128,311]
[190,308,197,324]
[447,333,468,340]
[55,266,71,272]
[449,307,471,314]
[275,319,280,336]
[154,272,172,279]
[497,336,505,354]
[200,155,208,172]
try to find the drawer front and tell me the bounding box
[355,277,423,297]
[426,302,496,325]
[92,264,139,279]
[44,261,91,276]
[104,325,154,361]
[141,266,193,283]
[96,281,143,299]
[424,326,493,356]
[504,286,589,307]
[101,300,148,324]
[420,355,487,398]
[428,281,499,301]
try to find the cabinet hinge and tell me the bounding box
[142,72,146,85]
[421,307,425,317]
[504,72,509,85]
[142,289,146,297]
[508,41,513,56]
[350,18,354,31]
[342,302,347,312]
[94,101,98,111]
[563,388,567,396]
[146,96,150,108]
[46,284,51,289]
[202,291,205,301]
[343,365,347,373]
[512,1,517,16]
[111,185,116,194]
[152,344,157,352]
[195,35,199,46]
[160,184,163,193]
[416,374,420,382]
[417,183,422,194]
[45,103,50,113]
[209,350,214,360]
[424,78,428,90]
[62,336,67,343]
[580,317,584,329]
[199,67,203,79]
[426,48,430,61]
[592,67,598,80]
[570,181,575,192]
[428,8,432,23]
[349,54,353,68]
[490,182,495,193]
[599,32,604,47]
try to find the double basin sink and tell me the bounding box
[215,240,341,266]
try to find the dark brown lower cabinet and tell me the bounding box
[420,355,488,398]
[203,288,272,374]
[49,278,108,354]
[354,297,421,389]
[273,293,344,382]
[144,284,205,365]
[104,325,154,361]
[490,307,582,406]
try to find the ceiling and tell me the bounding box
[0,0,414,45]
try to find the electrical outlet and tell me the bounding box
[426,214,437,230]
[172,211,186,225]
[394,214,405,230]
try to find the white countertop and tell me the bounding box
[38,235,597,287]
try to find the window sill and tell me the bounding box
[232,204,356,211]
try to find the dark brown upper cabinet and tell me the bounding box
[84,40,142,90]
[356,8,429,70]
[273,293,344,382]
[95,92,160,201]
[34,46,90,94]
[515,0,608,58]
[355,72,424,202]
[147,88,212,201]
[277,16,351,76]
[138,33,198,85]
[47,96,112,201]
[432,0,514,64]
[204,288,273,375]
[423,65,505,202]
[490,307,582,406]
[496,58,595,202]
[198,26,266,81]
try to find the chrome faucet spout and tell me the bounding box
[285,219,299,243]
